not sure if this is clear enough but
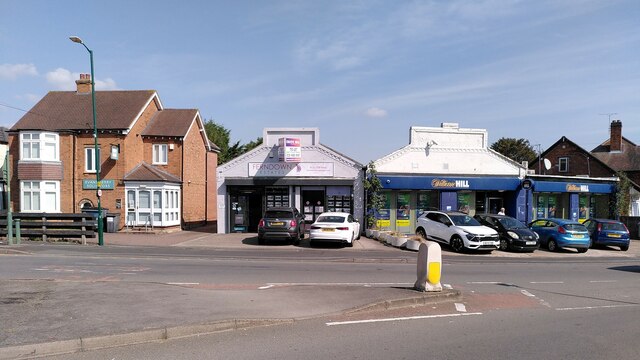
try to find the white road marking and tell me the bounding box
[258,285,275,290]
[556,304,638,311]
[455,303,467,312]
[589,280,618,283]
[264,282,414,287]
[326,312,483,326]
[467,281,501,284]
[166,282,199,286]
[521,290,536,297]
[530,281,564,284]
[443,284,453,289]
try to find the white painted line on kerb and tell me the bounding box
[326,312,483,326]
[264,282,414,287]
[443,284,453,289]
[556,304,638,311]
[589,280,618,283]
[467,281,501,285]
[530,281,564,284]
[455,303,467,312]
[521,290,536,297]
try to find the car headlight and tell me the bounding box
[464,232,476,240]
[507,231,519,239]
[533,232,539,239]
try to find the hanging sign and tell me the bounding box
[278,137,301,162]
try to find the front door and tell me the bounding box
[488,197,503,214]
[302,189,325,231]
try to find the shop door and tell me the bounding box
[229,188,263,232]
[302,190,325,231]
[488,198,504,214]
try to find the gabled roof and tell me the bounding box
[141,109,197,137]
[531,136,616,173]
[124,162,181,183]
[591,136,640,172]
[10,90,157,131]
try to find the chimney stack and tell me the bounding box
[610,120,622,152]
[75,73,92,94]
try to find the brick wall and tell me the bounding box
[181,122,208,227]
[207,151,218,223]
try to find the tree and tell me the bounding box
[363,161,385,229]
[203,119,262,165]
[490,138,537,164]
[615,171,631,217]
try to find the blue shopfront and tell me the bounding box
[524,177,616,223]
[375,175,525,232]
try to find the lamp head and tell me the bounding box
[69,36,83,44]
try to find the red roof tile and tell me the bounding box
[141,109,197,137]
[124,162,181,183]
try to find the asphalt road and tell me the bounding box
[2,241,639,359]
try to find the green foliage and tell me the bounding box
[203,119,262,165]
[615,171,631,217]
[363,161,385,229]
[490,137,537,164]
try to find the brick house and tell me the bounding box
[529,136,616,178]
[7,75,219,230]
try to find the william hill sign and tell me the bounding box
[566,184,589,192]
[431,179,470,188]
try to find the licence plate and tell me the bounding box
[322,228,335,232]
[608,233,621,238]
[573,234,584,238]
[270,222,284,226]
[482,241,495,245]
[526,241,537,245]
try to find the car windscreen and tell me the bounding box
[449,215,481,226]
[264,211,293,218]
[316,215,345,223]
[564,224,587,232]
[498,217,527,229]
[602,222,627,231]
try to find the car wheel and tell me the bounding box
[589,238,594,248]
[347,232,354,247]
[620,245,629,251]
[548,239,558,252]
[577,248,588,253]
[300,227,305,239]
[450,235,464,253]
[499,238,509,251]
[416,228,427,240]
[355,230,361,240]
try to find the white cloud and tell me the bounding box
[15,93,41,103]
[0,63,38,80]
[46,68,118,90]
[365,107,388,118]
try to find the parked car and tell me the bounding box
[257,207,305,245]
[415,211,499,252]
[474,214,539,252]
[309,212,360,247]
[528,218,590,253]
[582,218,630,251]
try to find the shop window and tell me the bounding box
[265,187,289,208]
[457,192,472,214]
[558,157,569,172]
[417,191,438,217]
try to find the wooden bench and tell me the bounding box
[0,212,97,243]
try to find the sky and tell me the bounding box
[1,0,639,165]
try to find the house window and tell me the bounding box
[21,181,60,212]
[20,132,59,161]
[153,144,168,165]
[559,157,569,172]
[85,147,101,173]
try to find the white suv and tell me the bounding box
[415,211,499,252]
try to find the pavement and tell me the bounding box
[0,228,638,359]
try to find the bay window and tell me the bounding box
[20,132,59,161]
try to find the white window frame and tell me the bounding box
[153,144,168,165]
[20,181,60,213]
[125,183,180,227]
[20,132,59,161]
[85,147,100,173]
[558,157,569,172]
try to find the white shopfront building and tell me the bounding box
[216,128,364,234]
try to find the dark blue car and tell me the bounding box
[582,219,630,251]
[528,218,590,253]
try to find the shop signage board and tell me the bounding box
[278,137,301,162]
[248,162,334,177]
[82,179,115,190]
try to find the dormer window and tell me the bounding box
[153,144,168,165]
[558,157,569,172]
[20,132,59,161]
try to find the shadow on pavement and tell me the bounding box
[608,265,640,273]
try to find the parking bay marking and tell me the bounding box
[556,304,638,311]
[326,312,483,326]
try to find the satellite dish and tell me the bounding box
[543,158,552,171]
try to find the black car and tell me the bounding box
[257,207,305,245]
[474,214,539,252]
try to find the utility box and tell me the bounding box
[106,213,121,233]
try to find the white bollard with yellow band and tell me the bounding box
[414,241,443,292]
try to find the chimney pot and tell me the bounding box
[75,73,92,94]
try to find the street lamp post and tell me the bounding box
[69,36,104,246]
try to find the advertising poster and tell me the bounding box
[548,196,557,218]
[396,193,411,227]
[579,195,588,220]
[537,195,546,218]
[457,193,471,214]
[376,193,391,228]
